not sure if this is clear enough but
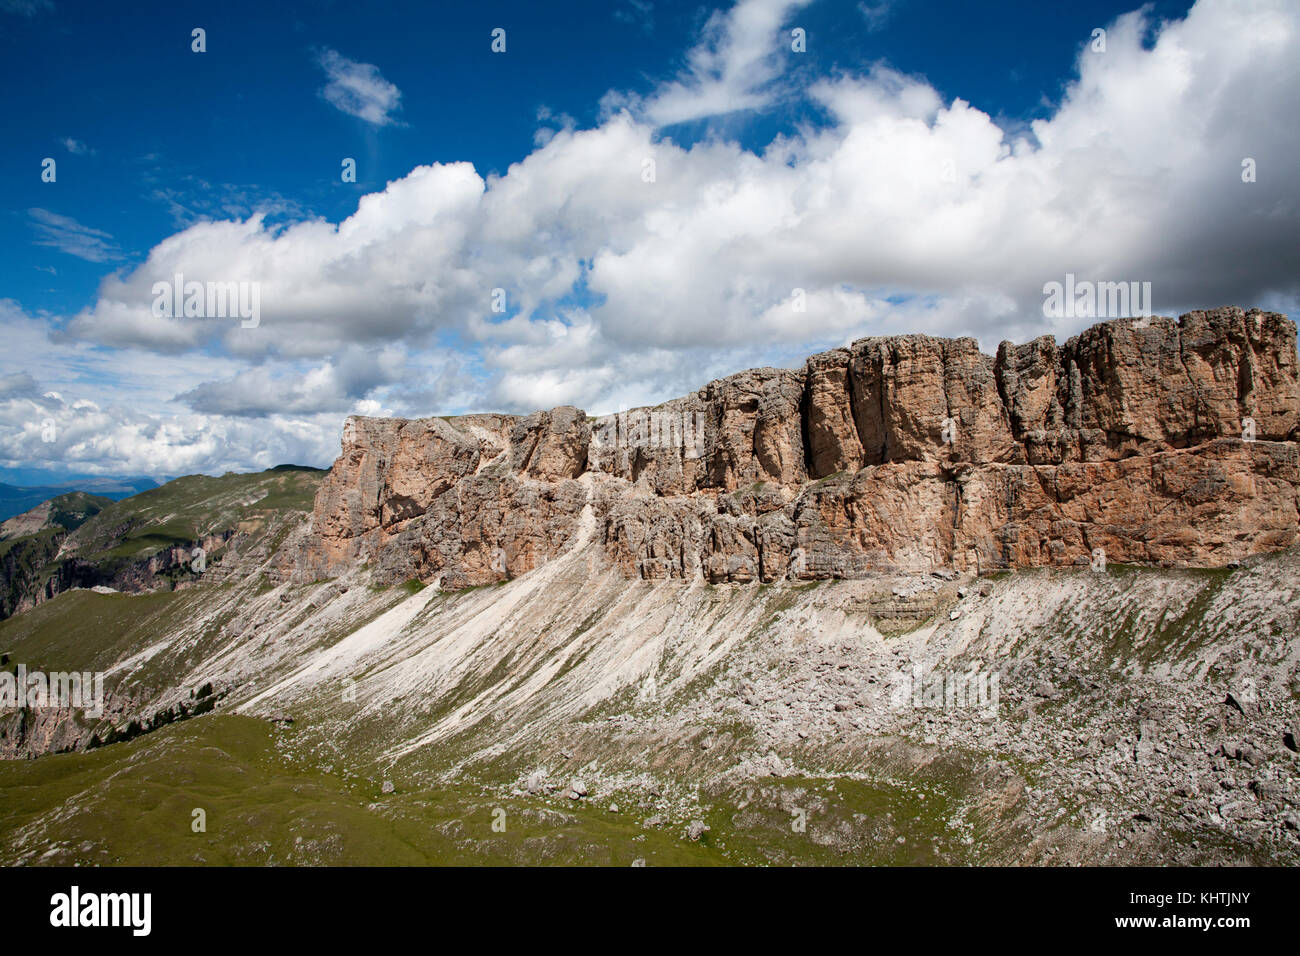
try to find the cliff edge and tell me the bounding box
[294,307,1300,587]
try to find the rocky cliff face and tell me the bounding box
[295,307,1300,588]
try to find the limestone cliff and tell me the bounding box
[294,307,1300,587]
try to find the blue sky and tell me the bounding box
[1,0,1297,481]
[3,0,1196,315]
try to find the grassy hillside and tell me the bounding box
[0,490,113,542]
[0,714,728,866]
[0,478,156,523]
[0,588,190,673]
[0,465,325,620]
[67,465,323,564]
[0,713,1020,866]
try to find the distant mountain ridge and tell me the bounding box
[0,491,113,542]
[0,476,161,523]
[0,466,324,620]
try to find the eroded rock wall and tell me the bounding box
[295,308,1300,586]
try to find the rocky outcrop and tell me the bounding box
[509,406,590,480]
[0,530,66,618]
[996,311,1299,463]
[841,335,1017,468]
[298,308,1300,587]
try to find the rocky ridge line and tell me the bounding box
[290,307,1300,588]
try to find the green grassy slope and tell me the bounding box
[68,465,323,564]
[0,466,325,620]
[0,712,1032,866]
[0,714,730,866]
